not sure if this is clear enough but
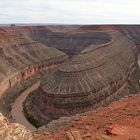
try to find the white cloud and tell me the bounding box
[0,0,140,24]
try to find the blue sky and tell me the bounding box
[0,0,140,24]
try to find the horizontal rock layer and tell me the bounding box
[25,31,138,122]
[0,28,68,96]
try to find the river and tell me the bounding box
[11,81,40,132]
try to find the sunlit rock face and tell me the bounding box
[0,113,33,140]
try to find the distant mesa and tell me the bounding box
[11,24,16,27]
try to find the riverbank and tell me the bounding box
[11,81,40,132]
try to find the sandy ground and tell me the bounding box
[11,81,40,132]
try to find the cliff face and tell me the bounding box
[13,26,111,55]
[48,94,140,140]
[4,25,140,54]
[78,25,140,51]
[24,31,139,125]
[0,27,67,96]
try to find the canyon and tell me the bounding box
[0,25,140,139]
[24,30,138,126]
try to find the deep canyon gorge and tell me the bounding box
[0,25,140,140]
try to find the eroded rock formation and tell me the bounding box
[0,28,67,97]
[0,25,140,140]
[0,113,33,140]
[78,25,140,52]
[24,30,139,125]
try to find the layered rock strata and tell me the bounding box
[0,28,67,96]
[0,26,139,140]
[4,26,112,55]
[0,93,140,140]
[24,31,138,123]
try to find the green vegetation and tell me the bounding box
[27,116,42,128]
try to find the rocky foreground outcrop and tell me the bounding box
[40,94,140,140]
[0,94,140,140]
[0,113,33,140]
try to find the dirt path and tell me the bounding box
[11,81,40,132]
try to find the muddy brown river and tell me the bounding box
[11,81,40,132]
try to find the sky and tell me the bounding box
[0,0,140,24]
